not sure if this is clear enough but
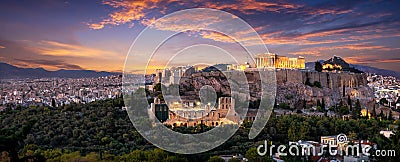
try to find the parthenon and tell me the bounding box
[254,53,305,69]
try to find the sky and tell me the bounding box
[0,0,399,73]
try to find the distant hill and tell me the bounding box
[306,61,400,79]
[0,62,119,79]
[323,56,351,69]
[202,64,229,72]
[351,64,400,79]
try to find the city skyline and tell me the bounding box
[1,0,400,73]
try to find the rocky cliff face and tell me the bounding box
[274,69,373,109]
[179,71,231,100]
[175,69,374,109]
[275,70,368,90]
[276,82,373,109]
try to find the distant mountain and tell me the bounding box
[351,64,400,79]
[306,61,400,79]
[202,64,229,72]
[323,56,351,69]
[0,62,119,79]
[305,61,322,71]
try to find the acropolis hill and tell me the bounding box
[268,70,371,109]
[173,56,373,110]
[274,69,367,90]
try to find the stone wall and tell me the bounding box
[177,69,372,109]
[276,70,368,95]
[274,69,372,108]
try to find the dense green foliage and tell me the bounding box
[314,62,323,72]
[1,98,399,161]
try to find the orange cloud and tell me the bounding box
[344,55,400,64]
[89,0,300,29]
[0,45,5,49]
[27,40,121,59]
[200,31,236,43]
[89,0,177,29]
[290,50,323,56]
[204,0,301,14]
[289,43,396,57]
[88,0,368,47]
[148,9,236,32]
[11,40,126,72]
[199,29,268,46]
[88,23,105,30]
[295,8,352,15]
[261,25,400,46]
[196,27,395,57]
[14,58,84,71]
[256,27,363,46]
[90,0,351,30]
[140,17,157,26]
[204,1,351,16]
[349,32,400,41]
[335,44,392,51]
[137,10,269,46]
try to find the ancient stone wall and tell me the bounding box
[179,70,371,109]
[276,70,368,94]
[273,69,372,108]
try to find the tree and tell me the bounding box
[19,144,46,162]
[388,110,393,121]
[245,148,259,162]
[207,156,224,162]
[165,156,188,162]
[316,99,324,112]
[228,158,241,162]
[147,149,168,162]
[372,104,377,119]
[278,103,291,110]
[315,61,323,72]
[288,123,299,141]
[154,83,162,92]
[317,99,321,108]
[313,81,322,88]
[59,151,85,162]
[305,78,312,87]
[352,99,361,119]
[379,98,388,105]
[347,95,352,111]
[157,93,164,101]
[339,106,349,115]
[379,109,385,120]
[299,121,310,140]
[4,97,398,161]
[51,98,56,107]
[245,147,273,162]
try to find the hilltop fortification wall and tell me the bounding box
[274,69,372,108]
[276,69,368,92]
[179,69,372,109]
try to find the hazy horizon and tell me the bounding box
[1,0,399,72]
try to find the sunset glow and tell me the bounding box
[1,0,399,72]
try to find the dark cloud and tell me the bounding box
[0,38,83,70]
[14,58,84,70]
[278,19,399,39]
